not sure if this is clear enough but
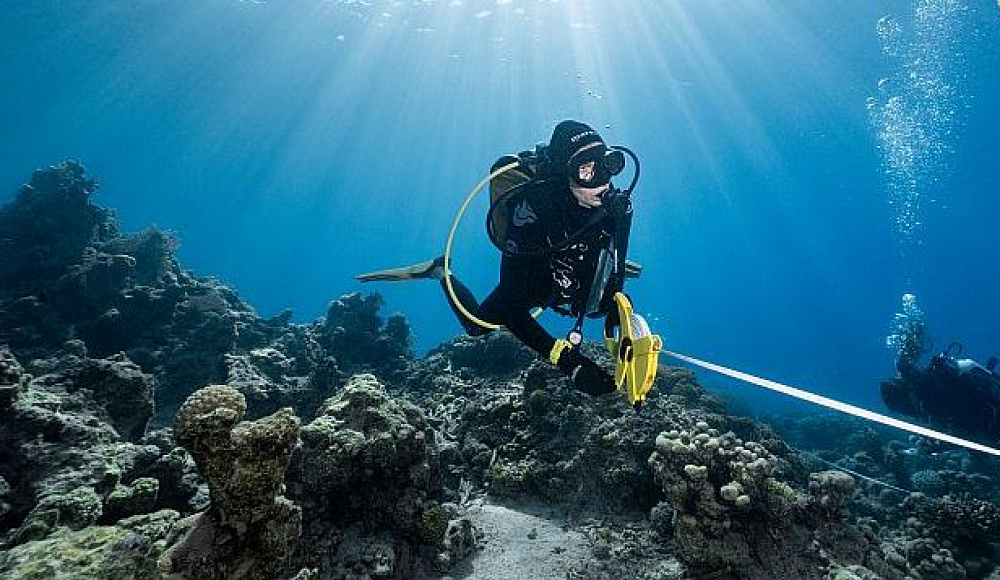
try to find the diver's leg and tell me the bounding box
[449,276,555,357]
[440,276,500,337]
[439,259,556,358]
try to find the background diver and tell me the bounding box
[358,120,639,396]
[881,293,1000,442]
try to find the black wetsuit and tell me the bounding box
[441,176,632,359]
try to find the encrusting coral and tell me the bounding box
[0,509,180,580]
[158,385,301,579]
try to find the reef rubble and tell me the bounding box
[2,162,1000,578]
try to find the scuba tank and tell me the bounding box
[485,144,552,256]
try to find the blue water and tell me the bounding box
[2,1,998,415]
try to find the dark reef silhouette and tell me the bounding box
[1,161,999,579]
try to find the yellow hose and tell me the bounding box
[443,160,543,330]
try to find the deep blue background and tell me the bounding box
[2,1,998,415]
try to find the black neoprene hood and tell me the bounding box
[548,120,605,166]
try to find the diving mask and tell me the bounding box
[567,146,626,188]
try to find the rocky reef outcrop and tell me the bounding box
[158,385,301,579]
[285,373,474,577]
[0,161,115,297]
[0,162,410,428]
[0,346,165,544]
[318,292,412,377]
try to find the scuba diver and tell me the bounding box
[881,344,1000,441]
[881,295,1000,441]
[358,120,641,396]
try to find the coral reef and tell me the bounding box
[64,355,157,442]
[0,161,115,295]
[224,329,341,421]
[647,422,894,578]
[0,162,411,427]
[437,330,535,376]
[5,161,1000,579]
[0,163,422,578]
[400,343,704,514]
[0,348,171,546]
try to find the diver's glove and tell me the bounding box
[552,340,617,396]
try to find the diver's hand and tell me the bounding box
[556,347,617,396]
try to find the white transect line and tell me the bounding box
[665,350,1000,457]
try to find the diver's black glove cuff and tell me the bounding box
[555,346,616,396]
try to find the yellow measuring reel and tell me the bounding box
[604,293,663,409]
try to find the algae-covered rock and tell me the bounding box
[102,477,160,524]
[224,332,341,421]
[99,226,179,286]
[70,355,156,442]
[0,509,179,580]
[0,349,163,545]
[286,373,444,577]
[15,487,103,543]
[439,516,478,570]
